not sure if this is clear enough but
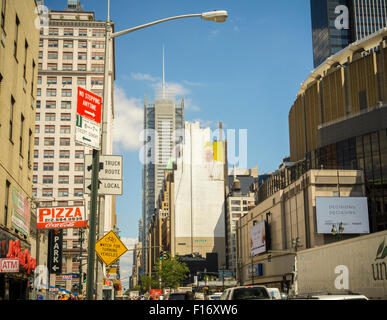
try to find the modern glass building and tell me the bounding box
[310,0,387,68]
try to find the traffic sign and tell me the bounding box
[84,178,123,195]
[77,87,102,123]
[75,115,101,150]
[84,155,123,180]
[48,229,63,274]
[95,230,128,266]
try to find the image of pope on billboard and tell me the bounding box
[250,221,266,256]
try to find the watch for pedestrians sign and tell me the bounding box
[95,230,128,267]
[75,87,102,150]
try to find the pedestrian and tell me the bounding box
[185,291,194,300]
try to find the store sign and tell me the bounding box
[316,197,370,234]
[11,187,30,237]
[37,206,86,229]
[250,221,267,256]
[0,258,19,273]
[48,229,63,274]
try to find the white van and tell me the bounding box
[267,288,282,300]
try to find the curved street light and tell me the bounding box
[87,3,228,301]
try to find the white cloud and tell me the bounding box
[183,80,204,87]
[184,97,200,112]
[113,86,144,152]
[131,72,160,82]
[152,81,191,97]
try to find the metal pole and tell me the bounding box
[78,228,83,296]
[86,148,100,300]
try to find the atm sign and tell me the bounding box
[0,259,19,273]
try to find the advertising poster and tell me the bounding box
[315,197,370,234]
[250,221,266,256]
[11,187,29,237]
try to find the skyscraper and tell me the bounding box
[142,84,184,272]
[310,0,387,68]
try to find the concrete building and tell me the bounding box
[33,0,116,295]
[289,29,387,233]
[142,87,184,272]
[310,0,387,67]
[0,0,40,300]
[130,242,142,289]
[236,169,367,293]
[225,166,256,274]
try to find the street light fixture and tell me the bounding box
[331,222,344,239]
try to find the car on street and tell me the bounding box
[207,292,222,300]
[219,285,272,300]
[288,293,369,300]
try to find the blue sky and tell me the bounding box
[43,0,314,284]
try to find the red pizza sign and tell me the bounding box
[37,206,86,229]
[77,87,102,123]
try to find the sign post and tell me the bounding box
[76,86,103,301]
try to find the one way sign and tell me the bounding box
[48,229,63,274]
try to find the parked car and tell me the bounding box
[289,293,369,300]
[267,288,281,300]
[207,292,222,300]
[167,291,195,300]
[219,286,272,300]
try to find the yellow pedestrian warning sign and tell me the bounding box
[95,230,128,266]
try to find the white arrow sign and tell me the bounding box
[84,178,123,195]
[75,115,101,150]
[84,155,123,180]
[52,265,59,272]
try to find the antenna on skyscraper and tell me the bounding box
[162,44,166,99]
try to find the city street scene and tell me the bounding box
[0,0,387,308]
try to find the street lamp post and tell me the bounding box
[331,222,344,240]
[86,1,228,301]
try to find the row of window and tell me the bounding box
[37,101,71,109]
[37,76,103,86]
[35,125,71,134]
[40,40,105,49]
[34,175,84,184]
[33,150,84,159]
[40,28,105,38]
[42,51,105,60]
[38,63,104,72]
[33,162,84,171]
[33,188,84,197]
[35,113,71,121]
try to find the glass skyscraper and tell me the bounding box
[310,0,387,68]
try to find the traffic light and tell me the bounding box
[159,251,164,260]
[163,251,169,260]
[83,272,87,283]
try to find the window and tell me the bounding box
[79,29,87,36]
[39,41,43,48]
[43,150,54,158]
[91,64,103,72]
[59,163,69,171]
[78,40,87,48]
[47,51,58,59]
[60,138,70,146]
[49,28,58,36]
[45,113,55,121]
[60,126,71,134]
[92,42,104,49]
[62,77,72,85]
[74,176,83,184]
[42,188,53,197]
[63,52,73,60]
[47,63,57,71]
[36,88,41,96]
[58,176,69,184]
[4,180,10,225]
[61,113,71,121]
[78,64,86,71]
[91,53,104,60]
[43,163,54,171]
[78,52,87,60]
[58,189,69,197]
[23,41,28,80]
[46,101,56,109]
[34,137,39,146]
[91,78,103,85]
[32,188,37,197]
[77,77,86,85]
[74,189,83,197]
[1,0,6,32]
[92,30,105,37]
[46,89,56,96]
[59,150,70,158]
[33,175,37,183]
[47,77,57,85]
[63,40,73,48]
[44,125,55,134]
[62,64,72,71]
[42,176,53,184]
[61,101,71,109]
[37,76,42,84]
[35,113,40,121]
[64,28,73,36]
[38,63,42,71]
[36,100,41,109]
[9,96,14,141]
[19,114,24,155]
[58,201,68,207]
[62,89,72,97]
[33,162,38,171]
[74,163,84,171]
[75,151,84,159]
[14,15,20,58]
[33,150,38,158]
[35,125,39,133]
[48,40,58,48]
[44,138,54,146]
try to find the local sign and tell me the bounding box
[37,206,86,229]
[48,229,63,274]
[0,259,19,273]
[84,178,123,195]
[95,230,128,267]
[77,87,102,123]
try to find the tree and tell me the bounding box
[153,255,190,289]
[139,274,158,292]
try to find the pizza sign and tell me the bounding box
[37,206,86,229]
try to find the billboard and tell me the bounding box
[11,187,30,237]
[37,206,86,229]
[315,197,370,234]
[250,221,267,256]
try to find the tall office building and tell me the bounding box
[310,0,387,68]
[142,86,184,272]
[34,1,116,293]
